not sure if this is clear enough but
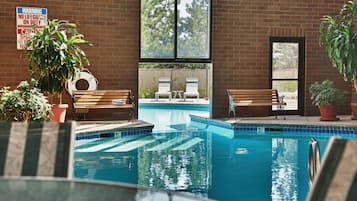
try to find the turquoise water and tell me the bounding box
[73,104,355,201]
[138,103,209,132]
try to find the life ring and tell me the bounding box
[66,70,98,96]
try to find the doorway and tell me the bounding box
[270,37,305,115]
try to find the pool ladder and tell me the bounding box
[308,138,321,185]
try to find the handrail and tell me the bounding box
[308,138,321,185]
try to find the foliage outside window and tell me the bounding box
[141,0,210,61]
[139,63,206,69]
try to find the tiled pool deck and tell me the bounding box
[75,120,154,139]
[75,115,357,137]
[209,115,357,135]
[223,115,357,127]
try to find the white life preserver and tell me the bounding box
[66,70,98,96]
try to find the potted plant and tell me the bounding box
[26,19,91,122]
[309,80,345,121]
[0,79,51,122]
[320,1,357,119]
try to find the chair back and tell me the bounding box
[158,77,171,93]
[0,122,75,178]
[186,78,199,93]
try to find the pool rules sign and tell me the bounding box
[16,7,47,50]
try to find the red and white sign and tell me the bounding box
[16,7,47,50]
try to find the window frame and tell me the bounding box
[269,37,305,115]
[139,0,212,63]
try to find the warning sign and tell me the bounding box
[16,7,47,50]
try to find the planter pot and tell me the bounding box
[351,103,357,120]
[319,105,339,121]
[22,111,30,122]
[50,104,68,122]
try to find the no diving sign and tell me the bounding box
[16,7,47,50]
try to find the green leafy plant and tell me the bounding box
[0,79,51,121]
[309,80,345,106]
[320,1,357,92]
[139,88,156,98]
[27,19,92,103]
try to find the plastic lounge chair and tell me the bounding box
[155,77,172,101]
[0,122,75,177]
[184,78,199,101]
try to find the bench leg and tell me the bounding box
[129,108,135,121]
[275,105,286,120]
[228,108,237,121]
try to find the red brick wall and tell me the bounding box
[211,0,352,118]
[0,0,139,120]
[0,0,353,120]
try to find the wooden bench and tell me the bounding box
[227,89,286,118]
[72,90,135,120]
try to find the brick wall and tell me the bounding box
[0,0,353,120]
[211,0,352,118]
[0,0,139,120]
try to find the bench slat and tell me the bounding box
[74,95,130,100]
[74,102,131,105]
[74,104,133,109]
[76,99,130,103]
[74,93,130,96]
[74,90,131,93]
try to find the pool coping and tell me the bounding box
[75,120,154,140]
[190,115,357,135]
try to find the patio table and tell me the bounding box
[0,177,211,201]
[172,90,184,100]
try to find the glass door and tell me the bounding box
[270,37,305,115]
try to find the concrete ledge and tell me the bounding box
[75,120,154,137]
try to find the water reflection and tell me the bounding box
[74,131,329,201]
[138,132,212,194]
[271,138,298,201]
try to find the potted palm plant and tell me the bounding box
[27,19,91,122]
[0,79,51,122]
[309,80,345,121]
[320,1,357,119]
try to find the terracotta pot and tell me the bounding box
[50,104,68,122]
[319,104,339,121]
[22,111,29,122]
[351,103,357,120]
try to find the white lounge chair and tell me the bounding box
[155,77,172,101]
[184,78,199,101]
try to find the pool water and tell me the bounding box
[73,104,355,201]
[138,103,209,132]
[74,128,334,201]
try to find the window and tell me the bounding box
[270,37,305,115]
[140,0,211,62]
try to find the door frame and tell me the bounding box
[269,37,305,115]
